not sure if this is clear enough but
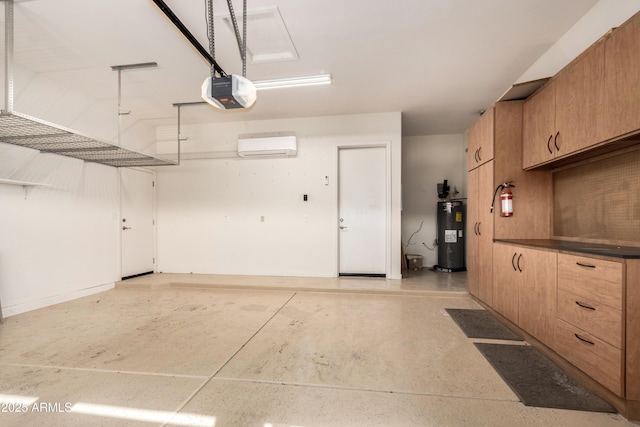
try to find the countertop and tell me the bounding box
[493,239,640,259]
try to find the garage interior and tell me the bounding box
[1,1,640,425]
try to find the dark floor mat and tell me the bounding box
[475,343,615,412]
[445,308,523,341]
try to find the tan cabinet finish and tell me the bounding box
[523,82,556,168]
[466,101,552,306]
[603,11,640,140]
[489,246,640,416]
[467,162,494,304]
[556,318,624,396]
[555,253,627,397]
[492,243,521,324]
[493,103,552,240]
[558,253,623,310]
[467,168,479,298]
[554,40,607,155]
[493,243,557,345]
[627,259,640,402]
[523,40,606,169]
[523,11,640,170]
[467,106,494,171]
[517,247,557,345]
[557,288,623,349]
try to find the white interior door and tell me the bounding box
[120,168,155,279]
[338,146,387,276]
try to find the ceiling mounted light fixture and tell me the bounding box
[253,73,332,90]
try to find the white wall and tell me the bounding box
[517,0,640,83]
[0,143,120,317]
[155,112,403,279]
[401,135,466,269]
[0,56,157,318]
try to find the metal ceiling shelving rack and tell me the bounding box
[0,0,178,168]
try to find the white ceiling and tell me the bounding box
[4,0,604,137]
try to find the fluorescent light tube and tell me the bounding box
[253,73,332,90]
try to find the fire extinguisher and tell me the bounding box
[491,182,515,217]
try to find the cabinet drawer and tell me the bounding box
[557,289,623,349]
[555,319,624,396]
[557,254,623,310]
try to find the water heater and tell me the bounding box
[435,201,466,272]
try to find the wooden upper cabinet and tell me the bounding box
[523,82,556,169]
[467,106,494,171]
[555,39,606,155]
[524,40,606,169]
[603,11,640,140]
[521,12,640,170]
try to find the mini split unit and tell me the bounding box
[237,135,297,158]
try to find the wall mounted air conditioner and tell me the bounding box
[237,135,297,158]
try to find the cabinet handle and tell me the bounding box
[576,262,596,269]
[574,333,595,346]
[547,135,553,154]
[516,253,523,272]
[511,253,518,271]
[477,222,481,236]
[477,146,482,162]
[554,131,560,151]
[575,301,596,311]
[474,149,480,163]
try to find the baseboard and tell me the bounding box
[2,282,115,318]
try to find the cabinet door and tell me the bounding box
[467,168,480,297]
[492,243,521,324]
[467,107,494,171]
[477,161,494,305]
[467,161,493,303]
[518,248,557,345]
[523,83,556,169]
[555,40,606,156]
[603,12,640,140]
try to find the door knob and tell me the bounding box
[339,226,348,230]
[122,226,132,230]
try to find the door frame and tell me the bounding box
[335,142,392,278]
[119,167,157,279]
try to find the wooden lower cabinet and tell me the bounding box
[517,247,557,345]
[555,252,626,397]
[557,288,623,349]
[492,243,520,324]
[488,247,640,417]
[492,243,557,344]
[555,318,624,396]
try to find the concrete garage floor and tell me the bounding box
[0,271,635,426]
